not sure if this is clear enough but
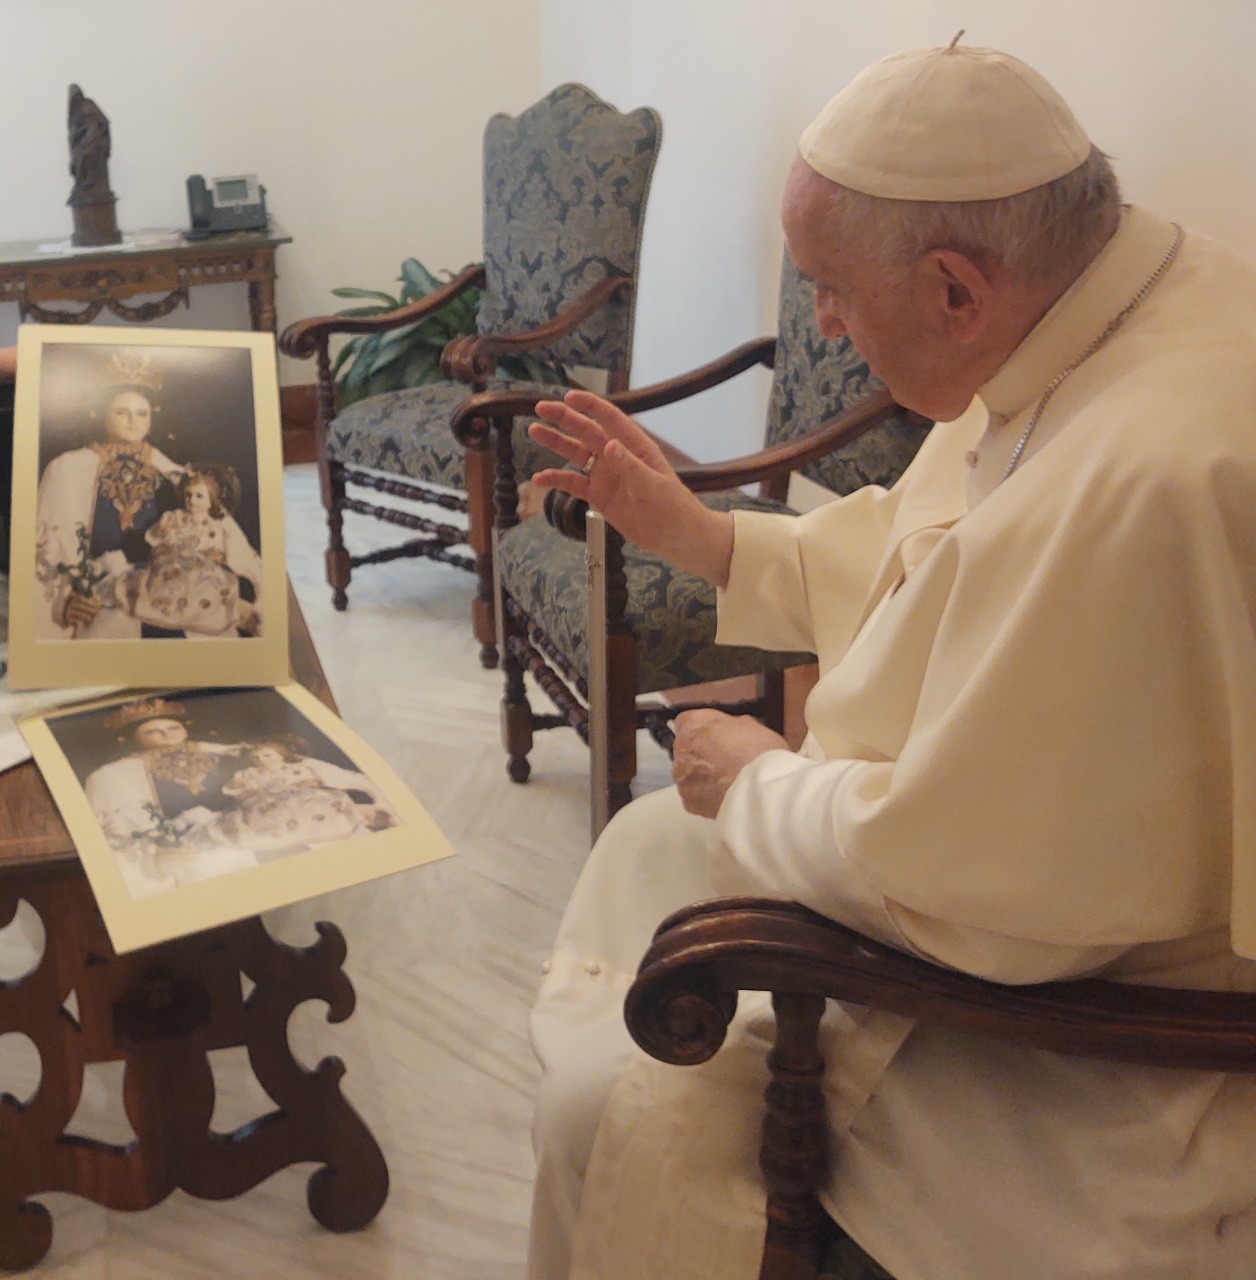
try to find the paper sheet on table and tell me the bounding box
[0,578,119,771]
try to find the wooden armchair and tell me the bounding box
[452,259,930,836]
[625,898,1256,1280]
[278,83,662,666]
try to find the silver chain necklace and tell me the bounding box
[1001,223,1184,482]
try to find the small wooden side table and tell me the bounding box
[0,222,292,333]
[0,587,388,1271]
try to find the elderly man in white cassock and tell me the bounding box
[522,37,1256,1280]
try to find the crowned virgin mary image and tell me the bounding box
[33,345,264,642]
[77,693,398,899]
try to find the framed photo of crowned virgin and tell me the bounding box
[6,325,287,690]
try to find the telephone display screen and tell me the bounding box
[215,178,250,203]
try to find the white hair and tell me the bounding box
[826,146,1123,285]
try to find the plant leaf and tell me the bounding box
[331,258,491,399]
[331,287,402,305]
[399,257,441,297]
[400,346,442,386]
[332,304,392,319]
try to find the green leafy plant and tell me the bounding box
[330,257,570,409]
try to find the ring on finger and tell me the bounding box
[581,452,598,475]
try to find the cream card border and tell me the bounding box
[20,683,455,954]
[8,325,288,690]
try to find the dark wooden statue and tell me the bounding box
[67,84,122,247]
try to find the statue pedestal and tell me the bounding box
[69,196,121,247]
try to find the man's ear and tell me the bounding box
[924,248,994,344]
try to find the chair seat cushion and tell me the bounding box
[497,490,815,694]
[327,377,568,490]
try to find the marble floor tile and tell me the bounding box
[0,464,671,1278]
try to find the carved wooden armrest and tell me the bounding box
[440,275,634,384]
[449,335,778,453]
[278,263,486,359]
[624,897,1256,1073]
[675,390,925,494]
[604,336,778,415]
[527,334,781,541]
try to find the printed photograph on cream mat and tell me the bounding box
[7,325,287,690]
[20,684,454,953]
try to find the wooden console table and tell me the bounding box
[0,222,292,333]
[0,587,387,1271]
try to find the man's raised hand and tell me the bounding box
[528,390,735,586]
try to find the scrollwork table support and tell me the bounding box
[0,591,386,1272]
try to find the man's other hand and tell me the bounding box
[671,709,789,819]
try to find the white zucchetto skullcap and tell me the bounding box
[799,40,1092,201]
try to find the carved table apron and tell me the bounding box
[0,587,387,1271]
[0,224,292,333]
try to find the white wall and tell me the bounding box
[4,1,1253,435]
[541,0,1256,458]
[0,0,544,382]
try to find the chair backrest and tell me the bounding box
[478,83,662,379]
[764,257,930,494]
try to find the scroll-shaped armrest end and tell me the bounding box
[543,489,591,541]
[441,333,497,384]
[278,317,324,360]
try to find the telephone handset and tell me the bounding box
[186,174,269,239]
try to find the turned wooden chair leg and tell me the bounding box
[314,345,351,612]
[322,458,351,613]
[760,991,831,1280]
[501,645,534,784]
[495,532,534,784]
[466,445,498,668]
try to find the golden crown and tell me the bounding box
[101,696,187,732]
[106,350,165,394]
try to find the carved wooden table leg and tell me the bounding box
[247,267,278,334]
[0,863,388,1271]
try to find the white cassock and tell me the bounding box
[530,206,1256,1280]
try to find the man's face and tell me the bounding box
[781,159,962,420]
[103,390,153,446]
[133,718,188,750]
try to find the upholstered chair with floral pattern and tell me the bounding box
[455,258,930,836]
[280,84,662,666]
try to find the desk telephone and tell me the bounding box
[186,173,269,239]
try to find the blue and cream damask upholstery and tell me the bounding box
[497,259,930,695]
[327,83,662,486]
[329,378,567,491]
